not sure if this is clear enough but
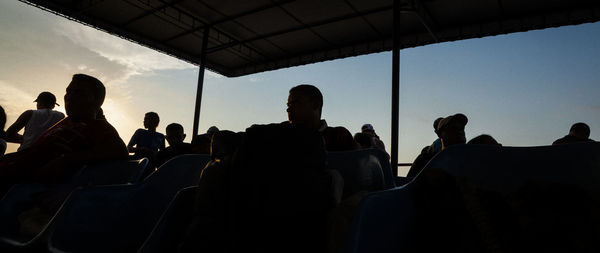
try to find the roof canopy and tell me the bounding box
[21,0,600,77]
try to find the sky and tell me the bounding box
[1,1,599,176]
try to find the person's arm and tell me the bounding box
[159,135,166,151]
[5,110,33,143]
[127,129,140,153]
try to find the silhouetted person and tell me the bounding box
[0,73,128,193]
[0,105,6,156]
[156,123,193,166]
[96,107,106,120]
[354,132,373,149]
[407,113,468,177]
[6,91,65,151]
[361,124,385,150]
[191,134,211,154]
[430,117,444,153]
[468,134,501,146]
[128,112,165,161]
[286,84,354,151]
[207,126,219,138]
[552,122,595,145]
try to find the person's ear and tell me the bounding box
[182,133,186,140]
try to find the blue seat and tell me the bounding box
[138,186,200,253]
[342,142,600,253]
[327,148,395,199]
[0,158,148,250]
[47,154,210,253]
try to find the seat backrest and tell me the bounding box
[342,142,600,253]
[138,186,199,253]
[327,149,394,198]
[47,154,211,253]
[70,158,149,185]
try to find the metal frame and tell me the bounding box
[391,0,400,177]
[192,27,210,137]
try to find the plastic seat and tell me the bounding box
[0,158,148,251]
[46,154,211,253]
[327,148,395,199]
[342,142,600,253]
[138,186,200,253]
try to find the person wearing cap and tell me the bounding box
[0,74,128,194]
[407,113,468,177]
[360,123,386,150]
[5,91,65,151]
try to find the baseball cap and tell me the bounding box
[34,91,59,106]
[437,113,468,132]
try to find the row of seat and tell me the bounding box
[341,142,600,252]
[0,148,394,252]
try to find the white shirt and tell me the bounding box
[19,109,65,151]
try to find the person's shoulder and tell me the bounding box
[52,110,65,117]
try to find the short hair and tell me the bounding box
[73,74,106,106]
[145,112,160,121]
[166,123,184,133]
[289,84,323,110]
[570,122,590,138]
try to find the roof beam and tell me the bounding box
[154,0,270,60]
[206,4,394,54]
[162,0,296,43]
[409,0,439,42]
[121,0,184,27]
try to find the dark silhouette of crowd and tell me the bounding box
[0,76,597,253]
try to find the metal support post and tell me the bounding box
[391,0,400,177]
[192,27,210,137]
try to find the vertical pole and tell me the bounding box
[391,0,400,177]
[192,27,210,138]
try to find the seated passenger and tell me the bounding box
[468,134,502,146]
[191,134,211,154]
[430,117,443,153]
[156,123,193,166]
[407,113,468,177]
[127,112,165,163]
[552,122,595,145]
[360,123,386,150]
[354,132,373,149]
[286,84,354,151]
[0,74,128,193]
[5,91,65,151]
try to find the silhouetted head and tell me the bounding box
[191,134,211,154]
[166,123,186,146]
[0,105,6,139]
[34,91,59,109]
[354,132,373,149]
[64,74,105,120]
[569,122,590,139]
[437,113,468,147]
[287,84,323,129]
[144,112,160,130]
[207,126,219,137]
[361,123,377,136]
[468,134,501,146]
[433,117,443,136]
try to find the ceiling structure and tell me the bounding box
[19,0,600,77]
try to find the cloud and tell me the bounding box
[249,77,260,83]
[0,80,36,121]
[55,21,194,74]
